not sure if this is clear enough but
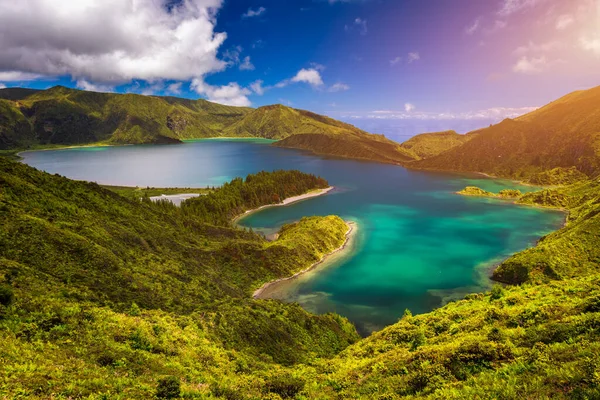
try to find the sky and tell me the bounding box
[0,0,599,140]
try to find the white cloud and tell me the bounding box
[407,52,420,63]
[361,106,539,121]
[76,80,114,93]
[513,41,561,55]
[250,80,265,95]
[580,36,600,56]
[404,103,415,112]
[465,18,481,35]
[555,14,574,30]
[0,0,226,85]
[239,56,255,71]
[310,62,326,71]
[0,71,41,81]
[242,6,266,19]
[498,0,546,17]
[167,82,183,95]
[291,68,324,87]
[0,83,6,89]
[328,83,350,92]
[390,56,402,66]
[191,79,251,107]
[512,56,547,73]
[345,17,368,35]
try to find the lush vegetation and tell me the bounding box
[0,86,252,149]
[2,157,600,398]
[179,170,329,225]
[0,87,416,167]
[414,86,600,182]
[458,186,522,199]
[399,130,477,160]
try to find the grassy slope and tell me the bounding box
[0,86,252,149]
[399,130,477,160]
[0,87,418,166]
[225,105,416,163]
[2,160,600,398]
[0,160,359,376]
[413,86,600,182]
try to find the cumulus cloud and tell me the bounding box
[291,68,324,87]
[0,83,6,89]
[0,71,42,81]
[191,79,251,107]
[512,56,547,73]
[328,83,350,92]
[407,52,420,63]
[76,80,114,93]
[242,6,266,18]
[0,0,227,85]
[404,103,415,112]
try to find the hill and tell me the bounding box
[0,87,418,166]
[399,130,477,160]
[2,157,600,398]
[0,86,252,149]
[225,105,416,163]
[413,86,600,182]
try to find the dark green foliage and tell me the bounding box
[265,375,305,398]
[181,170,328,225]
[0,284,14,306]
[155,376,181,399]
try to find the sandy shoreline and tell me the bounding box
[233,186,335,224]
[253,221,357,299]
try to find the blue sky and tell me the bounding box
[1,0,599,139]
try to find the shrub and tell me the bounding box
[265,376,305,399]
[0,285,14,306]
[156,376,181,399]
[490,285,504,300]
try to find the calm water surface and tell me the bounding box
[21,139,564,334]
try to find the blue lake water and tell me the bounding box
[21,139,565,334]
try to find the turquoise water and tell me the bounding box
[21,140,564,334]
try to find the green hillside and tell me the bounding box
[0,86,252,149]
[0,87,418,166]
[399,130,477,160]
[2,157,600,398]
[413,86,600,182]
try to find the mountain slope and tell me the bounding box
[399,130,478,160]
[225,104,416,163]
[2,158,600,398]
[0,86,252,148]
[414,86,600,181]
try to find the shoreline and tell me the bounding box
[253,221,357,299]
[233,186,335,224]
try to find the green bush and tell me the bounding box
[0,285,14,306]
[156,376,180,399]
[265,375,305,399]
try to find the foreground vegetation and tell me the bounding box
[1,154,600,398]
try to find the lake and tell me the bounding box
[21,139,565,334]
